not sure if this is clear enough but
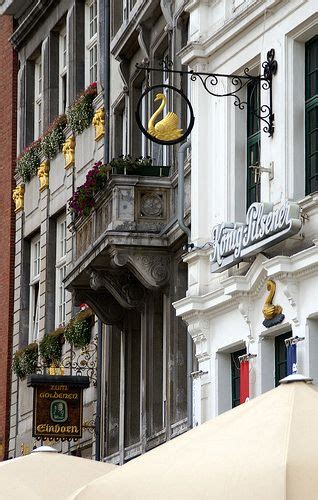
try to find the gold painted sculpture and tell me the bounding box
[92,107,105,141]
[62,136,75,169]
[262,279,283,320]
[12,184,25,213]
[38,160,50,192]
[148,93,183,141]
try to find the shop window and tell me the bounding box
[29,235,41,342]
[231,348,246,408]
[34,54,43,139]
[55,214,68,327]
[59,26,68,114]
[305,36,318,195]
[246,81,260,208]
[275,332,291,387]
[85,0,98,85]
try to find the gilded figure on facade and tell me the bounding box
[148,93,183,141]
[12,184,25,213]
[92,107,105,141]
[62,136,75,169]
[38,160,50,192]
[262,279,285,328]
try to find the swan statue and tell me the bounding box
[147,93,183,141]
[262,279,283,320]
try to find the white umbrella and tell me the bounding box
[70,375,318,500]
[0,445,115,499]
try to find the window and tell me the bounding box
[59,27,68,114]
[114,97,128,157]
[34,54,43,139]
[55,215,68,327]
[275,332,290,386]
[86,0,98,85]
[246,81,260,208]
[29,235,41,342]
[305,37,318,195]
[231,348,246,408]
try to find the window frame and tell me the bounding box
[34,54,43,139]
[55,215,68,328]
[274,332,291,387]
[85,0,98,86]
[59,25,68,114]
[29,234,41,343]
[246,80,261,209]
[231,347,246,408]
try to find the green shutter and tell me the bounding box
[247,82,261,208]
[231,348,246,408]
[305,37,318,195]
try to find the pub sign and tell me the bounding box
[27,374,90,441]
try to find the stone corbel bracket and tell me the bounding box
[38,160,50,192]
[186,314,211,364]
[282,277,299,327]
[111,251,170,290]
[89,268,145,310]
[72,287,124,325]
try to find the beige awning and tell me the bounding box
[70,376,318,500]
[0,446,115,499]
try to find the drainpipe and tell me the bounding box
[95,0,110,462]
[177,139,193,427]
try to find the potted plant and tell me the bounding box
[64,308,94,349]
[16,139,42,182]
[12,343,38,379]
[67,82,98,135]
[39,327,65,365]
[40,114,67,160]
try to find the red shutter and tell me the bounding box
[240,360,249,404]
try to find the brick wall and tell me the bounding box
[0,15,17,460]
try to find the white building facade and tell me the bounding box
[174,0,318,425]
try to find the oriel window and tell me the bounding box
[305,37,318,195]
[246,81,261,208]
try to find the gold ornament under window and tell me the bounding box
[38,160,50,192]
[148,93,183,141]
[48,362,65,376]
[63,136,75,169]
[12,184,25,213]
[92,107,105,141]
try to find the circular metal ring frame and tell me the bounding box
[135,84,195,146]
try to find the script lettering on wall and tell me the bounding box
[210,202,301,273]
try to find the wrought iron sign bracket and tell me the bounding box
[136,49,277,137]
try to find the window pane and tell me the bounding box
[305,38,318,195]
[275,333,290,386]
[231,348,246,408]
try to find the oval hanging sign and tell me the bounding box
[135,84,195,145]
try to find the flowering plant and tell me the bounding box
[16,139,42,182]
[40,114,67,160]
[69,160,111,217]
[67,82,98,134]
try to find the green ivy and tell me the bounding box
[64,309,93,349]
[67,83,97,135]
[39,328,65,365]
[13,343,38,379]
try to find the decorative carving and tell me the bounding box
[92,108,105,141]
[62,136,75,169]
[140,193,163,217]
[12,184,25,213]
[112,252,170,289]
[262,279,285,328]
[90,269,145,309]
[37,160,50,192]
[186,315,210,363]
[282,279,299,327]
